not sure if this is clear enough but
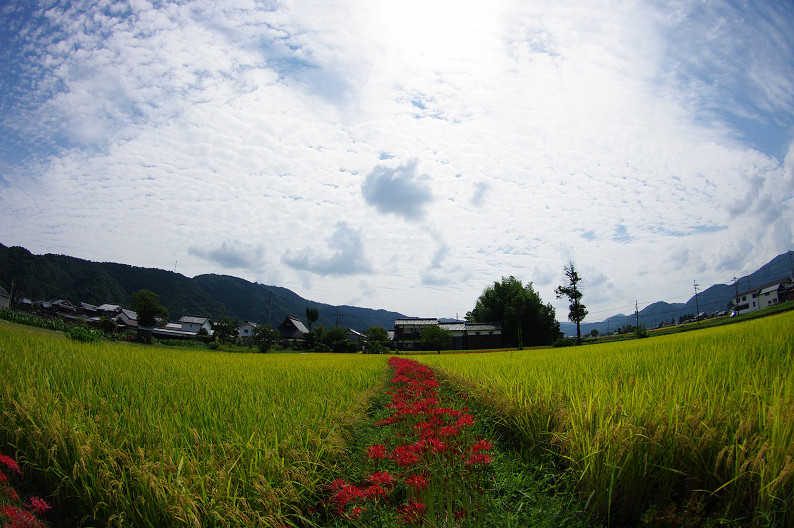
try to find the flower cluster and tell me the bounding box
[0,453,51,528]
[327,357,494,525]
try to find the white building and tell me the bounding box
[732,278,793,315]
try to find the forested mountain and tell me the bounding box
[0,244,406,332]
[559,251,794,336]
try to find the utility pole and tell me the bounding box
[732,276,740,315]
[9,279,14,301]
[335,308,340,327]
[693,280,700,322]
[269,291,273,327]
[635,300,639,328]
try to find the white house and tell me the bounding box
[733,278,793,315]
[178,315,213,335]
[237,321,258,338]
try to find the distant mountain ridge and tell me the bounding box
[0,244,406,332]
[559,251,794,336]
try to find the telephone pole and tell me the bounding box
[635,300,639,328]
[693,280,700,322]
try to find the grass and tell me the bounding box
[0,321,388,527]
[417,311,794,526]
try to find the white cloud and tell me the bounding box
[0,0,792,320]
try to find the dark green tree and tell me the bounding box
[420,325,453,354]
[252,323,281,353]
[468,276,559,347]
[555,262,587,345]
[129,289,168,328]
[323,326,351,353]
[364,326,390,353]
[305,306,319,331]
[213,315,237,344]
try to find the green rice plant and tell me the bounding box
[0,321,388,527]
[418,311,794,526]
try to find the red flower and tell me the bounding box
[471,439,492,452]
[367,444,388,460]
[0,455,21,476]
[367,470,395,488]
[406,474,429,491]
[456,414,476,427]
[391,446,420,467]
[348,505,365,519]
[28,497,52,515]
[0,505,43,528]
[396,499,427,525]
[3,486,20,501]
[439,426,459,437]
[0,470,7,484]
[464,453,494,468]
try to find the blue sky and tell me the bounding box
[1,0,793,320]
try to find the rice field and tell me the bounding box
[0,321,388,527]
[418,310,794,525]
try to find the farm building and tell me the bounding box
[392,318,502,351]
[278,315,309,340]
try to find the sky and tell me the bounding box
[1,0,793,321]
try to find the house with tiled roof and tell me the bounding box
[393,318,502,351]
[732,277,794,315]
[178,315,213,335]
[278,315,309,340]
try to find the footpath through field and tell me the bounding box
[312,356,594,528]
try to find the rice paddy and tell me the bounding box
[1,310,792,526]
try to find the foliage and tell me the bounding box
[129,289,168,328]
[467,276,559,347]
[633,324,649,339]
[364,326,391,354]
[323,326,352,353]
[306,306,319,330]
[252,323,280,353]
[555,262,587,345]
[419,324,453,353]
[67,325,102,343]
[212,315,237,344]
[0,323,387,527]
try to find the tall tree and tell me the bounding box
[305,306,319,331]
[555,262,588,345]
[468,276,559,347]
[129,289,168,328]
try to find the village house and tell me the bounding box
[392,318,503,352]
[278,314,309,340]
[732,277,794,315]
[178,315,213,335]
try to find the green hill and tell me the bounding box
[0,244,406,332]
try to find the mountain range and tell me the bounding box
[559,251,794,336]
[1,243,791,335]
[0,244,404,332]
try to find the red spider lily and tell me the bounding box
[375,416,400,426]
[3,486,20,501]
[27,497,52,515]
[390,446,420,467]
[0,470,7,484]
[456,414,476,427]
[366,444,388,460]
[406,474,430,491]
[328,479,364,513]
[471,439,492,453]
[348,505,365,520]
[0,505,44,528]
[364,484,388,501]
[464,453,494,468]
[367,470,395,488]
[396,499,427,525]
[0,454,21,475]
[439,426,459,437]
